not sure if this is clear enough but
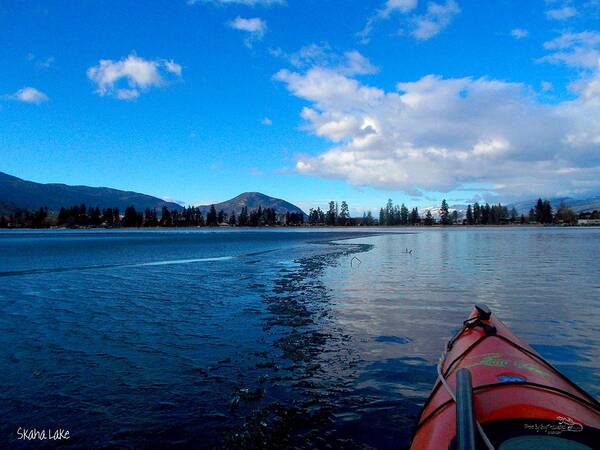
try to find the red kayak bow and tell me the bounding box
[410,304,600,450]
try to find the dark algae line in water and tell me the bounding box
[223,241,375,449]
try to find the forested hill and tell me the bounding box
[195,192,306,217]
[0,171,183,212]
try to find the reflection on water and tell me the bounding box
[0,228,598,449]
[321,228,600,447]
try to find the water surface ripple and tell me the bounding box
[0,228,598,449]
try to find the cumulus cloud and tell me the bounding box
[86,54,182,100]
[546,6,577,20]
[275,51,600,199]
[510,28,529,39]
[262,117,273,125]
[361,0,460,41]
[5,87,49,104]
[228,16,266,47]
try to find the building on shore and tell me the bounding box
[577,219,600,226]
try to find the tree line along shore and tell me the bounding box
[1,198,598,229]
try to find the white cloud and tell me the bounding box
[546,6,577,20]
[164,60,183,76]
[382,0,419,16]
[27,53,55,69]
[262,117,273,125]
[7,87,49,104]
[411,0,461,40]
[86,54,182,100]
[360,0,418,39]
[228,16,266,46]
[189,0,284,5]
[275,51,600,199]
[510,28,529,39]
[273,44,378,76]
[361,0,460,41]
[541,31,600,68]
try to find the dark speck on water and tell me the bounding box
[0,227,599,449]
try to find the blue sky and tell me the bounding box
[1,0,600,214]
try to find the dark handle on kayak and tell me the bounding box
[455,368,476,450]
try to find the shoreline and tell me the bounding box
[1,223,598,231]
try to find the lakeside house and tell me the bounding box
[577,218,600,226]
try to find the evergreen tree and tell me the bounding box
[473,202,481,225]
[339,201,350,225]
[542,200,553,224]
[228,211,237,226]
[32,207,48,228]
[206,205,218,226]
[144,208,159,227]
[440,199,450,225]
[238,206,248,226]
[361,211,373,226]
[103,208,115,226]
[326,201,337,226]
[481,203,490,225]
[466,204,474,225]
[136,211,144,227]
[308,207,325,225]
[385,199,394,226]
[410,207,420,225]
[57,207,68,225]
[393,205,401,225]
[424,210,434,225]
[400,204,409,225]
[256,206,263,226]
[160,206,172,227]
[451,210,459,224]
[123,206,139,227]
[535,198,544,223]
[217,209,226,224]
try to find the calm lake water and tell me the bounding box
[0,228,599,449]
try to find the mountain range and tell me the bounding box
[2,170,599,219]
[0,171,306,217]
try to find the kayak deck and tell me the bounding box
[410,304,600,449]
